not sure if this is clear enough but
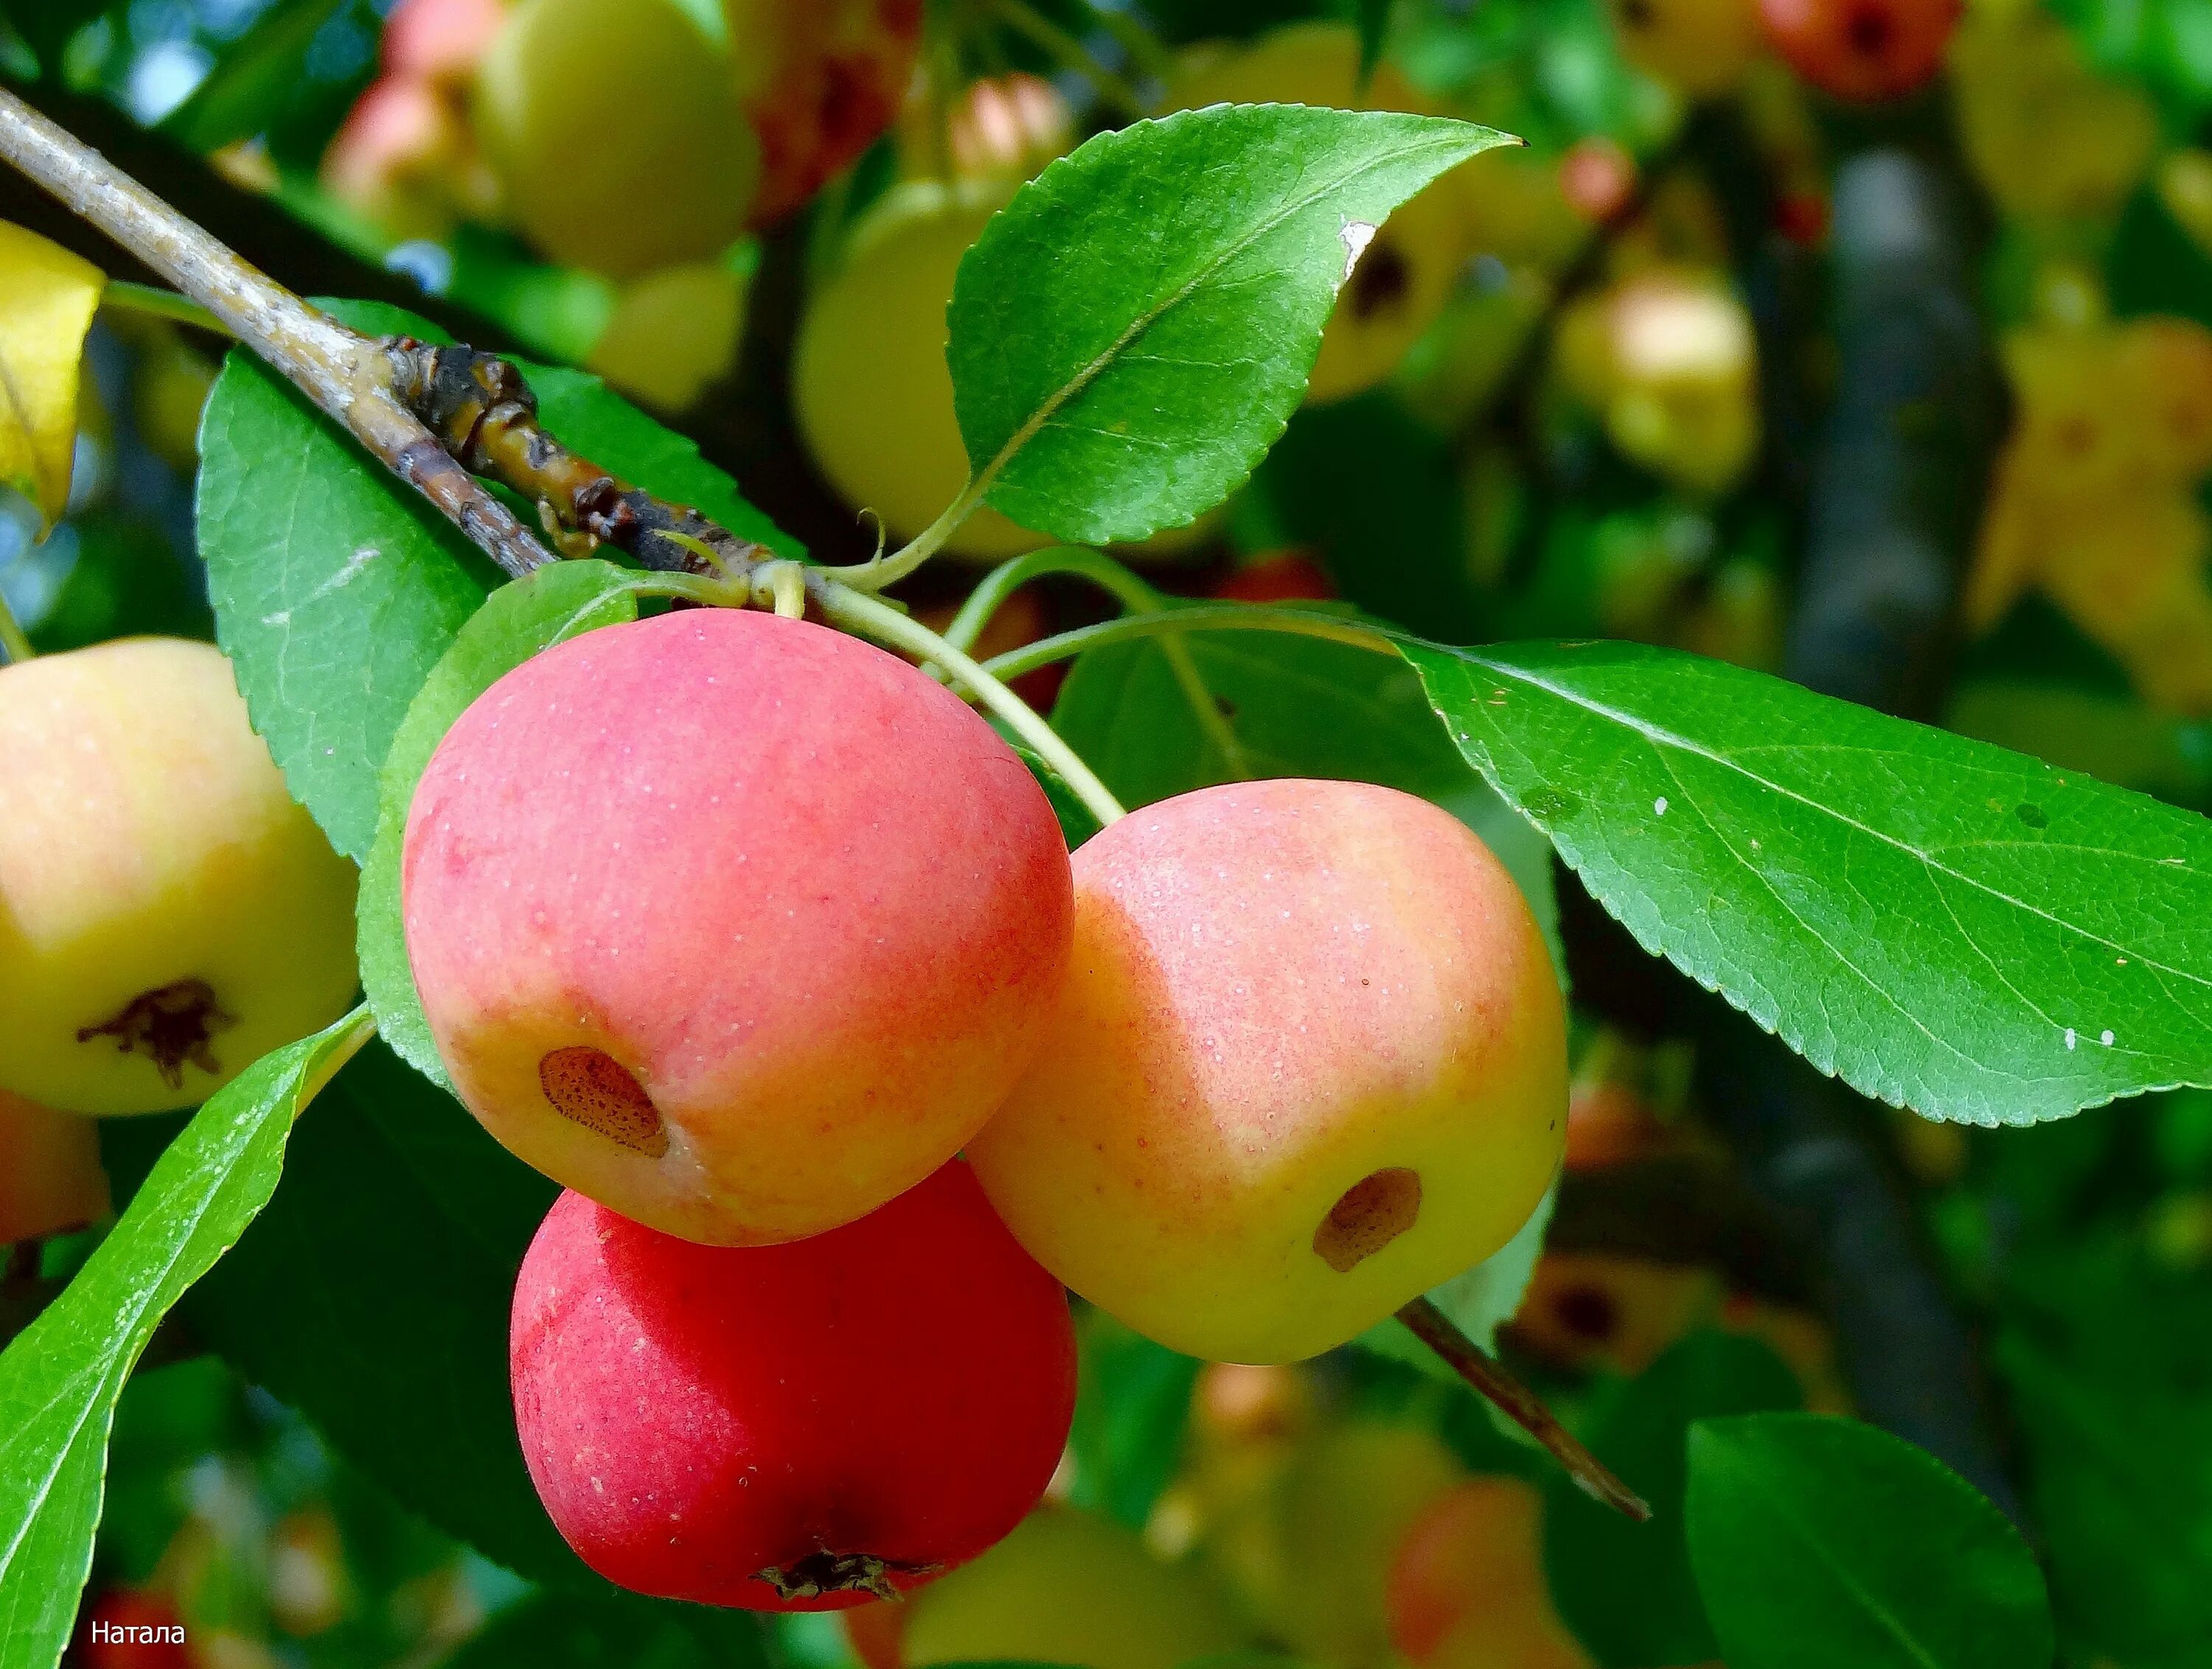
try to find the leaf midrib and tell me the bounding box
[1456,649,2212,998]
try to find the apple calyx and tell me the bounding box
[757,1549,938,1603]
[75,978,234,1088]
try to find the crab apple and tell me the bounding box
[1166,24,1472,405]
[898,72,1073,185]
[475,0,760,276]
[1508,1250,1719,1378]
[400,608,1072,1246]
[793,178,1048,562]
[1386,1478,1590,1669]
[585,262,747,413]
[1558,137,1638,225]
[886,1505,1248,1668]
[724,0,923,226]
[1759,0,1958,102]
[0,638,359,1116]
[1555,269,1760,495]
[967,778,1566,1365]
[1606,0,1764,97]
[511,1163,1075,1609]
[0,1090,108,1244]
[1212,550,1338,604]
[382,0,504,86]
[322,74,493,243]
[1256,1419,1466,1664]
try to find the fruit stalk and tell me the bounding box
[0,86,556,580]
[815,579,1130,828]
[1396,1295,1653,1522]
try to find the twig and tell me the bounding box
[0,87,554,580]
[383,342,772,577]
[1397,1295,1652,1522]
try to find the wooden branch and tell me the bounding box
[385,341,771,576]
[0,86,555,579]
[0,89,780,592]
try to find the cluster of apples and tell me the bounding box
[0,638,361,1243]
[397,605,1568,1610]
[1606,0,1958,105]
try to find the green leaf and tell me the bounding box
[1052,619,1559,964]
[1994,1248,2212,1666]
[1685,1413,2054,1669]
[995,722,1106,849]
[1543,1331,1801,1668]
[122,1037,578,1586]
[160,0,348,153]
[1354,0,1393,83]
[948,104,1512,543]
[358,560,653,1088]
[198,303,493,862]
[201,300,796,863]
[1406,638,2212,1126]
[0,1007,372,1668]
[442,1588,770,1668]
[1068,1309,1201,1530]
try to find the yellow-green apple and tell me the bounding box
[888,1505,1248,1668]
[967,777,1566,1363]
[0,638,359,1115]
[475,0,759,276]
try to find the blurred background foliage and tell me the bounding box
[4,0,2212,1664]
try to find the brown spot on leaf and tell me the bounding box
[539,1047,669,1156]
[77,979,234,1088]
[1313,1167,1422,1272]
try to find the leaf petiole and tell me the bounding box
[981,600,1401,682]
[101,279,230,335]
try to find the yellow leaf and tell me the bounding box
[0,221,105,533]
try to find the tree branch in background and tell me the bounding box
[1707,147,2019,1519]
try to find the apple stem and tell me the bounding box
[981,601,1405,683]
[941,545,1256,778]
[1396,1295,1653,1522]
[816,578,1130,829]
